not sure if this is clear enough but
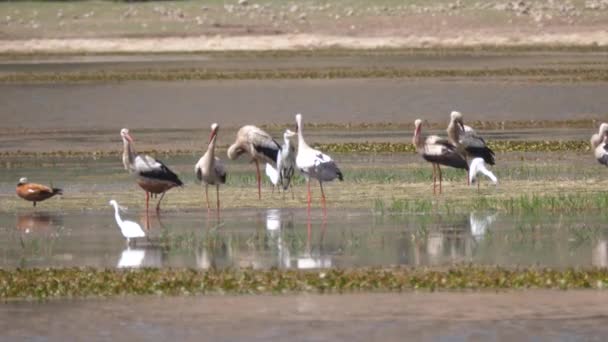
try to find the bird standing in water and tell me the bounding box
[16,177,62,207]
[195,123,227,212]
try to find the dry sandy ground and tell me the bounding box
[1,1,608,53]
[2,291,608,341]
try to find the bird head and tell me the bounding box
[600,123,608,136]
[18,177,28,185]
[109,199,117,207]
[209,123,219,143]
[450,111,465,130]
[284,129,296,139]
[120,128,133,142]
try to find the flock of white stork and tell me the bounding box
[18,112,608,218]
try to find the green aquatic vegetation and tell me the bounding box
[2,266,608,299]
[3,67,608,83]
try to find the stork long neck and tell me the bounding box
[207,136,217,160]
[283,136,291,151]
[447,119,460,144]
[122,138,136,170]
[413,126,424,150]
[297,123,310,150]
[591,134,601,149]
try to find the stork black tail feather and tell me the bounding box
[466,146,495,165]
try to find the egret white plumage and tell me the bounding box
[413,119,468,194]
[120,128,183,212]
[227,125,281,199]
[590,123,608,166]
[195,123,227,211]
[468,157,498,192]
[295,113,343,214]
[109,199,146,245]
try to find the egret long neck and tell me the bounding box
[112,204,123,225]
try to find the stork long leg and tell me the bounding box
[306,179,312,215]
[319,180,327,217]
[204,184,210,210]
[255,160,262,200]
[438,165,443,194]
[156,192,166,212]
[477,178,480,193]
[216,184,221,214]
[432,163,437,195]
[145,192,150,212]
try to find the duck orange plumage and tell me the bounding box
[16,177,63,207]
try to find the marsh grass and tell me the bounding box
[4,67,608,83]
[2,266,608,299]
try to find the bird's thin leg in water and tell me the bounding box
[156,192,166,213]
[306,179,312,215]
[438,165,443,194]
[145,192,150,213]
[477,179,481,193]
[432,163,437,195]
[319,181,327,217]
[216,184,221,215]
[255,160,262,200]
[205,184,210,210]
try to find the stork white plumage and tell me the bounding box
[195,123,227,212]
[227,125,281,199]
[120,128,183,212]
[591,123,608,166]
[413,119,468,194]
[295,113,343,214]
[109,199,146,245]
[469,157,498,192]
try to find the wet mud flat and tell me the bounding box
[2,292,608,341]
[1,79,607,132]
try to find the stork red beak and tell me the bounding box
[295,124,298,134]
[125,133,133,142]
[458,121,465,131]
[208,129,217,144]
[414,124,421,137]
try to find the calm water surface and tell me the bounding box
[1,208,606,269]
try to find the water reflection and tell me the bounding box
[117,246,163,268]
[1,209,607,269]
[16,212,63,234]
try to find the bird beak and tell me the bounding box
[208,129,217,144]
[414,124,421,137]
[458,122,465,131]
[125,133,134,142]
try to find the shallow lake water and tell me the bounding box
[1,207,607,269]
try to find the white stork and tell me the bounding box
[591,123,608,166]
[227,125,281,199]
[447,111,495,165]
[295,113,343,214]
[120,128,183,212]
[195,123,227,212]
[413,119,468,194]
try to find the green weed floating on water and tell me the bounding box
[2,267,608,300]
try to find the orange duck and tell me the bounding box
[16,177,62,207]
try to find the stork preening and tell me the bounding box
[469,157,498,192]
[16,177,62,207]
[590,123,608,166]
[195,123,227,212]
[120,128,183,212]
[447,111,495,184]
[295,113,343,214]
[413,119,468,194]
[227,125,281,199]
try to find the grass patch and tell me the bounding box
[2,266,608,300]
[3,67,608,83]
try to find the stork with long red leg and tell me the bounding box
[295,113,343,215]
[413,119,468,194]
[227,125,281,199]
[195,123,227,213]
[120,128,183,213]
